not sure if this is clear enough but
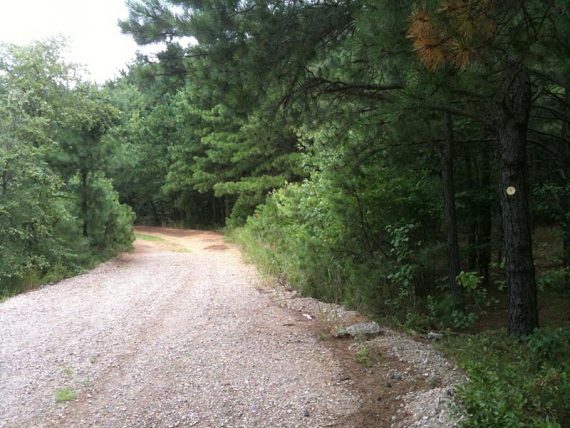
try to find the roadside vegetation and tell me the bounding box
[0,40,134,299]
[134,233,167,242]
[54,387,76,403]
[443,329,570,427]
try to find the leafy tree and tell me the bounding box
[0,40,133,294]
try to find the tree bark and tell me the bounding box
[81,169,89,238]
[224,197,230,223]
[149,201,161,225]
[478,143,493,288]
[465,150,478,270]
[440,112,465,311]
[560,86,570,270]
[495,68,538,336]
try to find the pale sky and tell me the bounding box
[0,0,164,83]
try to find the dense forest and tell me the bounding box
[1,0,569,426]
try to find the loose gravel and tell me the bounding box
[265,284,466,428]
[0,228,359,427]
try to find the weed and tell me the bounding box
[134,233,165,242]
[355,346,373,367]
[55,387,77,403]
[135,233,190,252]
[537,267,570,294]
[316,305,343,339]
[440,329,570,427]
[170,246,191,253]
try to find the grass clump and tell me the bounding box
[440,328,570,427]
[134,233,190,253]
[55,387,77,403]
[134,233,166,242]
[354,346,374,368]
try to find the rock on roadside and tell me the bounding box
[336,322,382,338]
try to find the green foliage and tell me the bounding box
[233,136,439,318]
[354,346,375,368]
[135,233,164,242]
[54,387,77,403]
[0,40,134,297]
[422,272,500,331]
[537,268,570,294]
[442,329,570,427]
[456,271,481,292]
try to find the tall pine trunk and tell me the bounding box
[560,86,570,271]
[495,68,538,336]
[478,143,493,287]
[149,201,161,226]
[212,194,217,225]
[465,146,492,285]
[465,150,479,270]
[440,112,465,311]
[81,169,89,238]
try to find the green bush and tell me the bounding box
[90,177,135,253]
[537,268,569,294]
[442,329,570,427]
[232,159,439,321]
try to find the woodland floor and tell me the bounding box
[0,227,461,427]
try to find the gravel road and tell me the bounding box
[0,227,359,427]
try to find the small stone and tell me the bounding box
[303,409,310,417]
[336,322,382,338]
[427,331,443,341]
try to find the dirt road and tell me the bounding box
[0,227,359,427]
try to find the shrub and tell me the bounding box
[441,329,570,427]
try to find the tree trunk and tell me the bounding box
[81,169,89,238]
[465,150,478,270]
[224,197,230,223]
[440,112,465,311]
[149,201,161,225]
[1,171,9,195]
[478,143,493,287]
[560,86,570,270]
[495,68,538,336]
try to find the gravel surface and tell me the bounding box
[369,331,466,428]
[264,284,466,428]
[0,227,359,427]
